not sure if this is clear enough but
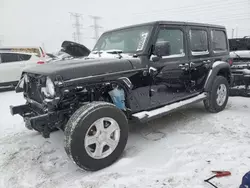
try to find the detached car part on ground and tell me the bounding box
[229,37,250,96]
[10,21,232,171]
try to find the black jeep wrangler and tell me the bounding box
[10,21,231,171]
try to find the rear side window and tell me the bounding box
[189,29,209,55]
[1,53,19,63]
[19,54,32,61]
[0,53,31,63]
[211,30,228,52]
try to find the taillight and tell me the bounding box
[228,59,233,66]
[37,61,45,64]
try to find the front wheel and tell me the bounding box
[204,76,229,113]
[64,102,128,171]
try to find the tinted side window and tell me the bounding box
[19,54,31,61]
[0,53,31,63]
[156,28,185,56]
[1,53,19,63]
[189,29,208,55]
[211,30,227,52]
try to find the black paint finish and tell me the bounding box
[12,20,231,134]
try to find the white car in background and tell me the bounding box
[0,50,46,87]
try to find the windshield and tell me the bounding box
[229,38,250,51]
[93,25,153,53]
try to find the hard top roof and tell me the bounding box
[103,20,225,33]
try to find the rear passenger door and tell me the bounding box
[187,26,212,91]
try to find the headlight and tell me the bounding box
[41,77,55,98]
[46,77,55,97]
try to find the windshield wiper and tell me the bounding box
[104,49,123,59]
[91,49,124,59]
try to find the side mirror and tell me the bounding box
[154,41,171,57]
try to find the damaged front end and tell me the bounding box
[10,72,130,138]
[230,53,250,96]
[10,74,70,138]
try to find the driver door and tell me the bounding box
[149,25,193,109]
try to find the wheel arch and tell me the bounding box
[204,61,231,92]
[100,77,133,112]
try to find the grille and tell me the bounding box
[25,74,45,104]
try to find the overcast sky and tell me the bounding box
[1,0,250,52]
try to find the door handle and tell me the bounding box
[203,60,211,64]
[179,63,189,70]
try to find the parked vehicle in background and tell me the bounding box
[10,21,231,171]
[0,50,46,87]
[46,41,90,63]
[229,37,250,96]
[0,46,46,58]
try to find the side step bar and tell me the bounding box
[132,93,207,123]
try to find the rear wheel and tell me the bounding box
[64,102,128,171]
[204,76,229,113]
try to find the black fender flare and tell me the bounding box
[204,61,231,92]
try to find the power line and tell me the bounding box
[130,0,247,17]
[89,15,103,42]
[69,12,83,43]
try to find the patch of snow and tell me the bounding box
[231,85,247,89]
[88,51,133,59]
[1,91,250,188]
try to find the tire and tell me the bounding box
[204,76,229,113]
[64,101,128,171]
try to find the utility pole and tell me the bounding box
[235,26,238,38]
[69,12,83,43]
[89,15,102,42]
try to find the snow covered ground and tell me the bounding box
[0,91,249,188]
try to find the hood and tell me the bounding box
[22,58,142,81]
[230,50,250,59]
[230,51,250,69]
[230,51,250,71]
[61,41,90,57]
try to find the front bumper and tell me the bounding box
[10,104,69,138]
[230,68,250,97]
[231,68,250,86]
